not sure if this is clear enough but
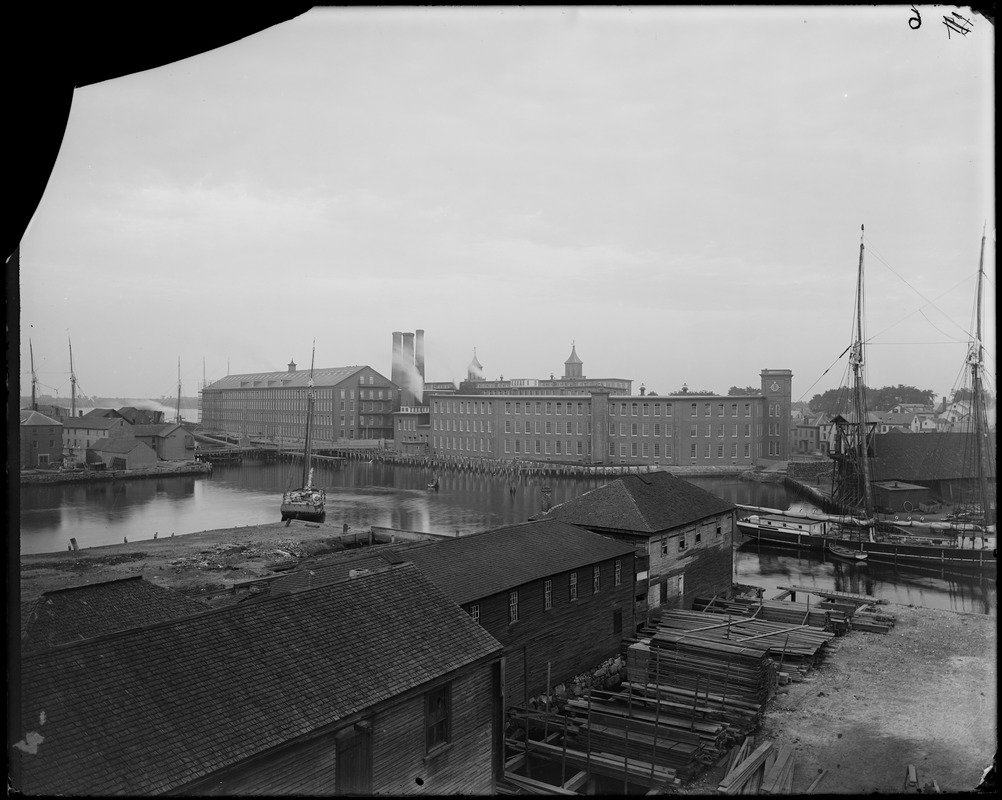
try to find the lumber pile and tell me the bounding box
[647,608,838,668]
[563,691,729,780]
[716,737,795,795]
[693,595,844,631]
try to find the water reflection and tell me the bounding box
[736,541,996,615]
[17,464,996,615]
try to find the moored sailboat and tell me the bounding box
[737,226,995,568]
[280,344,326,523]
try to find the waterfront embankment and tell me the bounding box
[20,461,212,486]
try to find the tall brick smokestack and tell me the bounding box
[415,329,425,382]
[391,332,403,392]
[401,332,416,407]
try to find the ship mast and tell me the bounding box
[966,225,994,529]
[68,335,78,419]
[851,224,875,517]
[303,341,316,489]
[29,339,39,410]
[176,357,182,424]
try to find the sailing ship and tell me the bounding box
[280,345,327,523]
[737,226,996,568]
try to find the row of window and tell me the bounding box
[505,400,591,416]
[689,423,754,437]
[506,420,589,435]
[686,402,754,418]
[468,560,624,626]
[504,439,592,456]
[689,443,752,459]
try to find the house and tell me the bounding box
[133,422,194,460]
[793,415,827,454]
[538,470,735,621]
[909,412,939,433]
[21,576,208,652]
[265,520,638,705]
[18,410,63,468]
[62,414,134,461]
[15,563,503,796]
[87,437,158,469]
[876,411,915,435]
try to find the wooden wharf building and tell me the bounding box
[263,519,639,707]
[15,566,504,796]
[538,470,736,621]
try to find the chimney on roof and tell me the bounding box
[288,360,297,373]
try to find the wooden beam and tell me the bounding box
[561,771,588,792]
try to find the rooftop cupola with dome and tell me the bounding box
[563,342,584,380]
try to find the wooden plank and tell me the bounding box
[759,744,795,794]
[805,768,827,794]
[776,584,887,604]
[717,741,775,795]
[504,771,579,795]
[561,771,588,792]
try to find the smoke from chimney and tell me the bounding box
[391,329,425,406]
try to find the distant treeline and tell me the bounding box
[807,385,995,416]
[22,395,200,409]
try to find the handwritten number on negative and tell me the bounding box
[908,6,921,29]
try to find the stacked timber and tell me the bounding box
[693,595,843,630]
[648,609,837,669]
[562,691,729,780]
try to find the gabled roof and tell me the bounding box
[21,576,207,653]
[19,410,62,426]
[541,470,735,535]
[205,365,376,391]
[392,519,636,605]
[132,422,184,437]
[268,520,636,605]
[872,431,991,482]
[89,437,152,454]
[19,563,501,797]
[565,344,582,365]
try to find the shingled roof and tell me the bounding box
[19,409,62,426]
[388,519,636,605]
[871,431,991,482]
[21,576,208,653]
[539,470,735,535]
[17,563,501,796]
[267,520,635,606]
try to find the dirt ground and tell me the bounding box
[17,521,350,605]
[684,604,997,795]
[17,524,998,795]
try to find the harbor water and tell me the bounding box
[18,462,996,615]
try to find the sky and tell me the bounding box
[17,6,995,406]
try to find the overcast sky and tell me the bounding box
[18,6,994,405]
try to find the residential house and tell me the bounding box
[538,470,735,622]
[87,437,159,470]
[891,403,933,415]
[133,422,194,460]
[876,411,915,435]
[265,520,637,706]
[15,563,503,796]
[18,410,63,468]
[793,414,828,455]
[908,412,939,433]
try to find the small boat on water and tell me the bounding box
[428,476,440,491]
[828,542,868,562]
[280,344,326,523]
